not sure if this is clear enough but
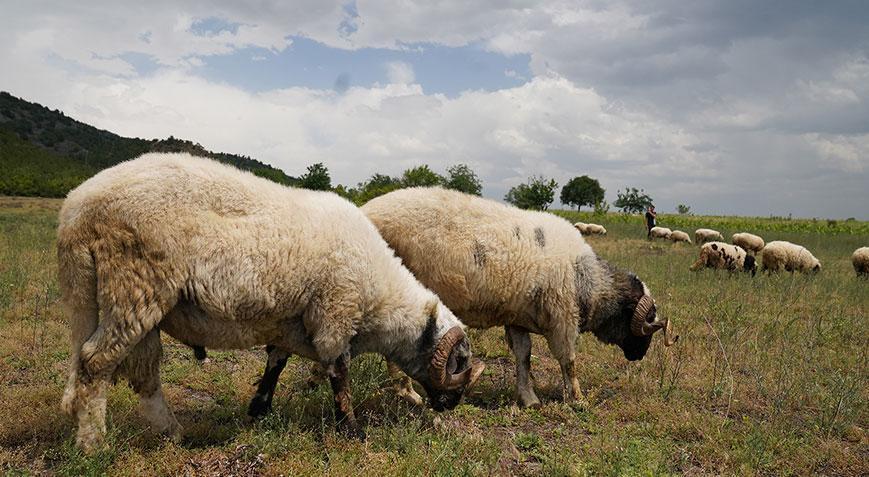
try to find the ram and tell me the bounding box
[689,242,756,276]
[355,188,675,408]
[58,154,482,452]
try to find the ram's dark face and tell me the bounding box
[412,310,485,412]
[591,272,675,360]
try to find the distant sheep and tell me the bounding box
[669,230,692,244]
[584,223,607,235]
[761,241,821,274]
[732,232,765,255]
[649,226,672,240]
[695,228,724,244]
[852,247,869,277]
[690,242,756,276]
[573,222,588,234]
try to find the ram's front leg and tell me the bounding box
[327,351,365,440]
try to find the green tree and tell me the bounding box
[613,187,653,214]
[677,204,691,215]
[401,165,444,187]
[299,163,331,190]
[560,175,605,211]
[354,173,402,205]
[505,176,558,210]
[444,163,482,196]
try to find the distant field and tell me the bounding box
[1,196,866,476]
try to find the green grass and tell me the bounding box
[1,197,866,476]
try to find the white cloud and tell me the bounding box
[385,61,415,85]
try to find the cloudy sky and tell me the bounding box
[2,1,868,218]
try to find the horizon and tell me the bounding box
[1,1,868,219]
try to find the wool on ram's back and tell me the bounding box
[358,187,675,409]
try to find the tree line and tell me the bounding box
[297,162,667,214]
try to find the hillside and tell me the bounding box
[0,91,298,197]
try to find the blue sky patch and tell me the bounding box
[193,36,532,96]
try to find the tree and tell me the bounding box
[505,176,558,210]
[299,163,331,191]
[401,165,444,188]
[613,187,653,214]
[560,175,605,211]
[444,163,482,196]
[353,173,402,205]
[677,204,691,215]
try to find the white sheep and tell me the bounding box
[695,228,724,244]
[649,226,672,240]
[573,222,588,234]
[58,153,483,452]
[584,223,607,235]
[669,230,692,244]
[355,187,676,408]
[851,247,868,277]
[732,232,765,255]
[760,241,821,274]
[690,242,756,275]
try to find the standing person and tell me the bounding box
[645,205,657,239]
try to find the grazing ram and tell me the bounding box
[356,188,676,408]
[58,154,483,452]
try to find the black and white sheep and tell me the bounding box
[57,154,483,452]
[689,242,757,276]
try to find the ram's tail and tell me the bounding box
[58,239,99,415]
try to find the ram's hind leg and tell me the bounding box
[505,326,541,408]
[328,351,365,440]
[72,263,173,451]
[118,328,181,440]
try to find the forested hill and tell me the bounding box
[0,91,298,197]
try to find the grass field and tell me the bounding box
[1,196,866,476]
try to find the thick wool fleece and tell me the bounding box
[58,153,465,450]
[362,187,663,407]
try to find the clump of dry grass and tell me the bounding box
[0,199,866,475]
